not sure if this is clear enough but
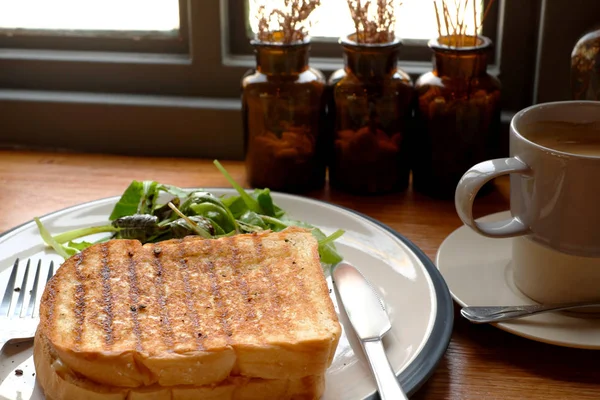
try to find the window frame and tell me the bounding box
[0,0,250,98]
[0,0,562,159]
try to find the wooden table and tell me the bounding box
[1,150,599,399]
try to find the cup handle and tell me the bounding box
[455,157,531,238]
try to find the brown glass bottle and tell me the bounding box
[242,37,327,193]
[412,35,501,199]
[571,27,600,100]
[327,35,414,194]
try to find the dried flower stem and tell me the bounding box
[346,0,402,44]
[434,0,496,48]
[256,0,321,44]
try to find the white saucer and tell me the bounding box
[436,211,600,350]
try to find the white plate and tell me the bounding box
[437,211,600,350]
[0,189,453,399]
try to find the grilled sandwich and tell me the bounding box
[35,226,341,394]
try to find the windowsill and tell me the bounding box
[0,87,514,160]
[0,89,240,108]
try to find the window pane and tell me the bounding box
[248,0,482,40]
[0,0,179,32]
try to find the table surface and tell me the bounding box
[1,150,599,399]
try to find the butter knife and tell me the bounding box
[333,262,409,400]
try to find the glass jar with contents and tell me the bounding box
[242,35,327,193]
[412,35,501,199]
[571,27,600,101]
[327,35,414,194]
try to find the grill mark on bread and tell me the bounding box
[226,237,260,336]
[204,240,233,342]
[252,233,263,258]
[100,244,114,348]
[153,247,175,349]
[285,240,317,320]
[45,275,57,334]
[256,235,282,314]
[73,252,86,350]
[126,243,143,352]
[249,233,288,336]
[178,240,204,350]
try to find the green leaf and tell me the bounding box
[221,195,249,218]
[259,215,290,231]
[317,229,345,247]
[159,184,194,198]
[138,181,160,215]
[109,181,144,221]
[112,214,163,242]
[237,220,265,233]
[35,217,75,259]
[53,225,119,244]
[312,228,344,265]
[153,197,180,221]
[109,180,164,221]
[190,203,233,232]
[167,216,214,238]
[66,240,94,251]
[183,192,238,233]
[253,189,276,217]
[272,204,285,218]
[239,211,268,230]
[213,160,263,214]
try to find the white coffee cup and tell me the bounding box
[455,101,600,304]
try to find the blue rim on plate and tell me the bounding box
[344,209,453,398]
[0,191,453,399]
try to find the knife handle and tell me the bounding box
[362,339,409,400]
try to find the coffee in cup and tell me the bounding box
[521,120,600,156]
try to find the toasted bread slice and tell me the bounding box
[34,330,324,400]
[38,227,341,387]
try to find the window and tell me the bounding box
[0,0,179,31]
[0,0,186,53]
[227,0,535,114]
[246,0,481,40]
[0,0,591,159]
[229,0,498,64]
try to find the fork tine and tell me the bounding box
[47,261,55,283]
[0,259,19,316]
[26,260,42,318]
[14,260,30,317]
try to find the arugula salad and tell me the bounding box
[35,160,344,268]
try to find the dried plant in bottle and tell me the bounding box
[346,0,401,44]
[433,0,496,47]
[255,0,321,44]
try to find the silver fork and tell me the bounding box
[0,258,54,351]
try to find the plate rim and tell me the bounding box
[0,188,454,398]
[436,210,600,350]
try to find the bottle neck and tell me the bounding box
[343,44,400,78]
[254,43,310,75]
[433,50,488,78]
[429,35,492,78]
